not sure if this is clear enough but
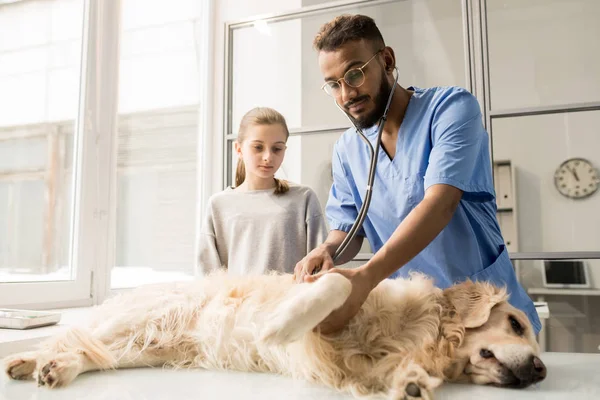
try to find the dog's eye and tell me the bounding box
[480,349,494,359]
[509,316,524,335]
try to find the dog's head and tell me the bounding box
[443,280,546,388]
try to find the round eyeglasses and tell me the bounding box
[321,49,383,97]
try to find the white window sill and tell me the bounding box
[0,307,94,359]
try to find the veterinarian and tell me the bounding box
[294,14,541,336]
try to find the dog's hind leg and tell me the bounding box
[3,326,190,388]
[4,327,117,388]
[259,272,352,345]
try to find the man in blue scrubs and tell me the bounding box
[294,14,541,335]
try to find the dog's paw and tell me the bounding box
[259,273,353,347]
[259,305,306,346]
[259,273,352,346]
[389,362,442,400]
[35,353,81,388]
[4,353,38,380]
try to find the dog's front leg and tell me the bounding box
[259,272,352,345]
[388,359,443,400]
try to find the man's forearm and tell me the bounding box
[363,185,461,287]
[320,229,363,265]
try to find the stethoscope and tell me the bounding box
[327,66,400,265]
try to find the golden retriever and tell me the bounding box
[2,271,546,399]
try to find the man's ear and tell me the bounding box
[443,280,508,328]
[381,46,396,72]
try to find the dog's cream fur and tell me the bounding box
[3,271,546,399]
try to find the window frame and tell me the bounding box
[0,0,215,308]
[0,0,112,309]
[0,0,122,309]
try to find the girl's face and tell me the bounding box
[235,123,287,181]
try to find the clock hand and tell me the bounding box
[568,166,580,182]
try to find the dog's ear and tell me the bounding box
[443,280,508,328]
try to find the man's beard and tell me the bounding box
[348,75,392,130]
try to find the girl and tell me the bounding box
[196,107,328,276]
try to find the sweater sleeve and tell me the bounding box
[305,189,329,254]
[196,200,223,277]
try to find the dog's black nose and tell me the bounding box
[517,355,546,385]
[531,356,547,381]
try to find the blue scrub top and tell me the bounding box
[326,86,541,333]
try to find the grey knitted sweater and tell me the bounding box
[196,184,328,276]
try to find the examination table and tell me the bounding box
[1,352,599,400]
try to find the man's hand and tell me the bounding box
[294,245,334,283]
[304,266,374,334]
[295,231,364,283]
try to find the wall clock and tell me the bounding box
[554,157,599,199]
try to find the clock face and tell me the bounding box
[554,158,600,199]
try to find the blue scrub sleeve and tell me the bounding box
[325,144,366,236]
[423,88,495,202]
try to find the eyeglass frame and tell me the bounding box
[320,48,385,97]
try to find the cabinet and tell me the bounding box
[493,160,522,285]
[493,160,519,253]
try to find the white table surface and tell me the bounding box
[1,352,599,400]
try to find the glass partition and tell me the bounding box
[491,111,600,255]
[487,0,600,111]
[229,0,468,134]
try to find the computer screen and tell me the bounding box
[543,260,588,287]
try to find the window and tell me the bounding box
[228,0,468,136]
[0,0,212,308]
[0,0,90,307]
[487,0,600,111]
[112,0,204,289]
